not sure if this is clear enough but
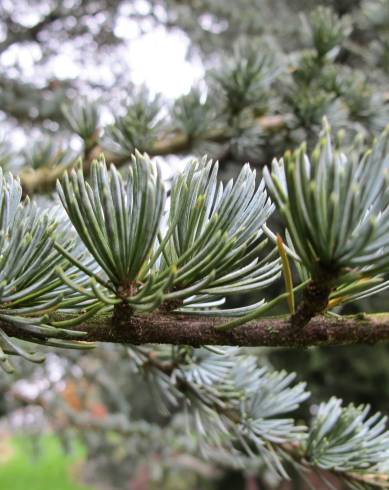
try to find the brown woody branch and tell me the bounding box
[2,311,389,348]
[292,268,339,327]
[19,114,287,195]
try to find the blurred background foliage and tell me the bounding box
[0,0,389,488]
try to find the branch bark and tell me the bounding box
[2,312,389,348]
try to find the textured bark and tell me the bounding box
[2,312,389,348]
[291,279,333,328]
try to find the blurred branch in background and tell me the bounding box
[19,113,287,195]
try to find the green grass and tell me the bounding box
[0,433,93,490]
